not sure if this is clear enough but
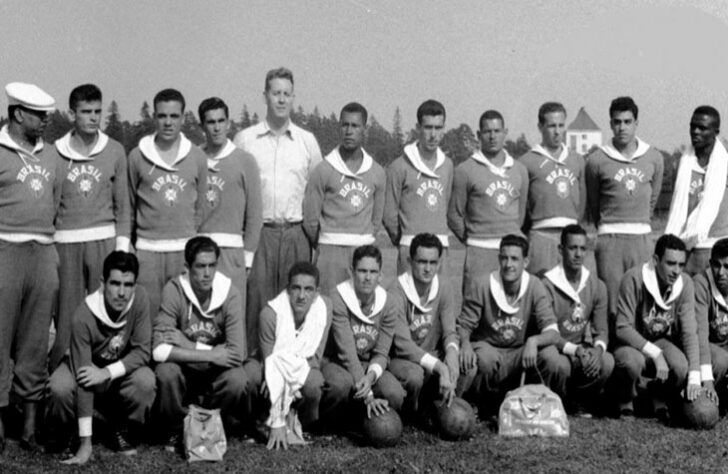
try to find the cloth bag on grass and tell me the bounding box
[184,404,227,462]
[498,371,569,437]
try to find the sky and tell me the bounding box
[1,0,727,150]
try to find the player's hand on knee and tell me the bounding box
[654,354,669,382]
[266,426,288,451]
[354,373,375,400]
[582,346,602,379]
[365,396,389,418]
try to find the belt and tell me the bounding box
[263,220,302,229]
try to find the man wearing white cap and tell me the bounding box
[0,82,59,451]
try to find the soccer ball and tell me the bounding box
[362,409,402,447]
[682,391,719,430]
[435,397,476,440]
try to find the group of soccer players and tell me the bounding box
[1,65,727,464]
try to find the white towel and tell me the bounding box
[264,291,328,429]
[664,140,728,248]
[642,262,683,311]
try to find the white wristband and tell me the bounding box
[688,370,701,386]
[419,353,438,372]
[196,342,213,351]
[79,417,93,438]
[563,342,579,356]
[642,341,662,359]
[701,364,714,382]
[367,364,383,382]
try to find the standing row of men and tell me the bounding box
[1,65,727,458]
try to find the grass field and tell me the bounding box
[2,414,726,473]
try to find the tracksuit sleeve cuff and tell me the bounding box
[267,416,286,429]
[688,370,701,386]
[420,353,438,372]
[106,361,126,380]
[196,342,213,351]
[79,417,93,438]
[245,250,255,268]
[153,343,173,362]
[642,342,662,359]
[115,236,131,252]
[367,364,383,382]
[701,364,714,382]
[541,323,559,334]
[563,342,579,356]
[595,340,607,353]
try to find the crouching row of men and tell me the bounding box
[44,227,721,463]
[43,234,457,462]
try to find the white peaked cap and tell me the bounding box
[5,82,55,111]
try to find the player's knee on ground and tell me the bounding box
[373,371,406,411]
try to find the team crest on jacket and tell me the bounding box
[339,181,371,211]
[152,174,188,207]
[409,311,433,345]
[689,177,704,201]
[16,164,51,198]
[562,303,587,333]
[486,180,517,212]
[643,305,673,338]
[710,309,728,341]
[186,321,221,344]
[417,179,444,211]
[100,333,125,360]
[67,164,102,198]
[492,312,524,344]
[546,168,576,199]
[206,175,225,209]
[352,322,378,355]
[614,167,645,197]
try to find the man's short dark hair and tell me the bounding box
[103,251,139,281]
[265,67,294,92]
[417,100,446,125]
[288,261,320,286]
[500,234,529,257]
[352,245,382,269]
[340,102,368,126]
[693,105,721,131]
[410,233,443,260]
[69,84,102,111]
[479,110,505,131]
[560,224,587,247]
[609,96,638,120]
[711,238,728,262]
[198,97,229,123]
[184,236,220,266]
[654,234,686,259]
[538,102,566,125]
[154,88,186,113]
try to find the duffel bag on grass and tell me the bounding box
[498,371,569,437]
[184,404,227,462]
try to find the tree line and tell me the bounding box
[0,101,681,213]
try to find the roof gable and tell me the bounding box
[567,107,600,131]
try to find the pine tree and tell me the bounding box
[104,100,125,145]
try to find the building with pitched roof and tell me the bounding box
[567,107,602,154]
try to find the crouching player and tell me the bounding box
[259,262,332,450]
[693,238,728,407]
[152,237,260,452]
[321,245,406,426]
[541,225,613,416]
[46,251,155,465]
[389,233,457,421]
[457,234,567,414]
[611,234,701,421]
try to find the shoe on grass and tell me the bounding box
[164,432,183,455]
[111,429,137,456]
